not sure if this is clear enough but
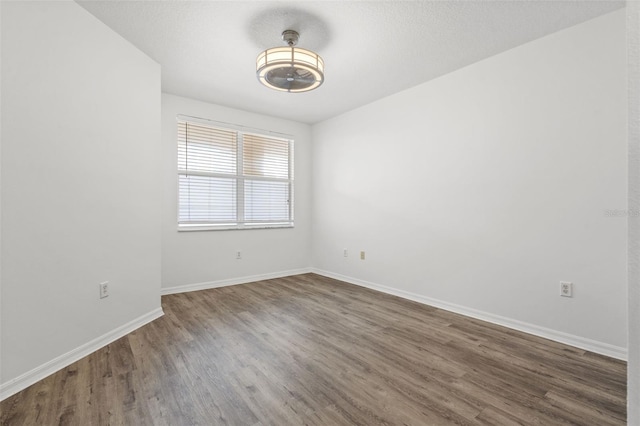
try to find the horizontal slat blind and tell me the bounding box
[178,122,236,174]
[244,180,290,222]
[179,175,236,223]
[243,134,290,179]
[177,119,293,229]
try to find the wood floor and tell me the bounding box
[0,273,627,425]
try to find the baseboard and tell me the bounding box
[0,307,164,401]
[310,269,628,361]
[161,267,314,295]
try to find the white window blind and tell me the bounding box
[178,119,294,230]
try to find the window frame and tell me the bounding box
[176,116,294,232]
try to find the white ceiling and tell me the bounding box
[77,0,624,124]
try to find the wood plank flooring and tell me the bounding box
[0,273,627,425]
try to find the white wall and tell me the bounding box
[627,1,640,422]
[0,0,631,408]
[1,0,162,396]
[161,94,311,292]
[312,10,627,355]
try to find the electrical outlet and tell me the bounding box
[360,251,365,260]
[343,248,348,257]
[560,281,573,297]
[99,281,109,299]
[236,250,242,260]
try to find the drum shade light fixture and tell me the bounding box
[256,30,324,93]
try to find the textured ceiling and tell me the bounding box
[77,1,624,124]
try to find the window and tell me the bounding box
[177,118,294,230]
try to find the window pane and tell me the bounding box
[179,174,236,223]
[244,180,290,222]
[243,134,289,179]
[178,122,237,174]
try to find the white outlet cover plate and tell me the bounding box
[560,281,573,297]
[99,282,109,299]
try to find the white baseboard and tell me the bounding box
[0,307,164,401]
[161,268,313,295]
[310,269,627,361]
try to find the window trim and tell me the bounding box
[176,115,294,231]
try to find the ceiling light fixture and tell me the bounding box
[256,30,324,93]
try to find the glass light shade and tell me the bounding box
[256,46,324,93]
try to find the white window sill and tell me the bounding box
[177,224,294,232]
